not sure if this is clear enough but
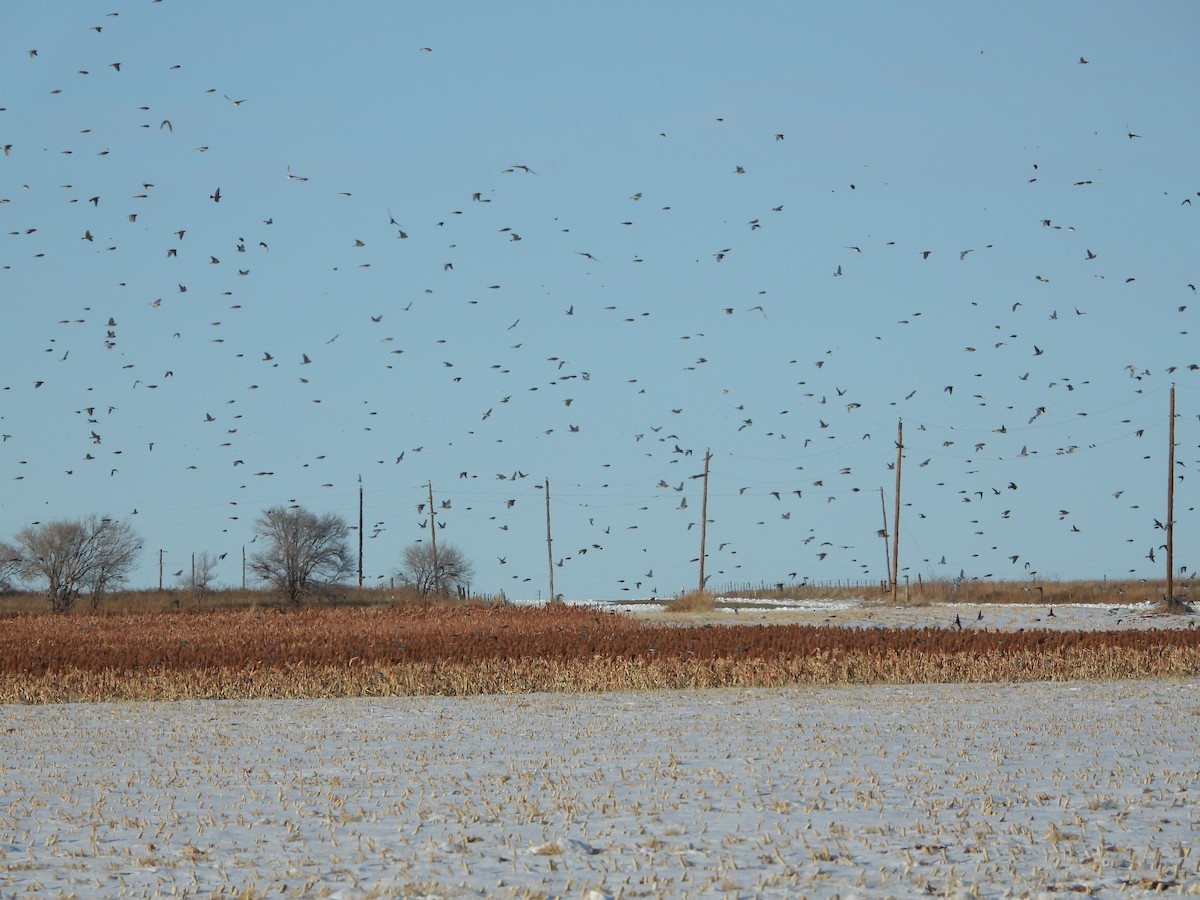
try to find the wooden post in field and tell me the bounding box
[158,548,164,591]
[698,448,711,593]
[545,477,556,603]
[891,419,903,604]
[242,545,246,590]
[1166,384,1177,609]
[879,487,890,586]
[357,475,364,589]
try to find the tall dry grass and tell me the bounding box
[1,603,1197,703]
[664,589,715,612]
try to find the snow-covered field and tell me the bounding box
[3,679,1198,898]
[615,597,1198,633]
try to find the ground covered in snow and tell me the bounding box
[618,597,1197,633]
[3,679,1198,898]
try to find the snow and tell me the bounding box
[3,679,1199,898]
[613,597,1199,633]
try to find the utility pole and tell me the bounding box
[428,481,439,596]
[891,419,903,604]
[242,545,246,590]
[879,487,891,587]
[1167,384,1177,608]
[545,478,556,603]
[158,549,164,591]
[357,475,364,589]
[698,448,711,593]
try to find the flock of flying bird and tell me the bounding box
[1,6,1197,597]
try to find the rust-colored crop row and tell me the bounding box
[1,604,1197,703]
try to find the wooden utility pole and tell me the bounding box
[191,552,195,594]
[545,478,556,603]
[891,419,903,604]
[698,448,711,593]
[428,481,439,596]
[1167,384,1176,608]
[158,549,164,591]
[242,545,246,590]
[879,487,891,587]
[357,475,364,588]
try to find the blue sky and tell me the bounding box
[2,2,1197,600]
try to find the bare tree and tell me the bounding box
[6,516,141,612]
[85,519,142,609]
[250,506,354,605]
[398,542,475,599]
[177,551,220,593]
[0,545,21,593]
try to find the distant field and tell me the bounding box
[0,575,1188,614]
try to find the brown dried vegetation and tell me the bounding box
[2,603,1198,703]
[664,588,715,612]
[717,577,1191,609]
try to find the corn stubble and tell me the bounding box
[1,605,1197,703]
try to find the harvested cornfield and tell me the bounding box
[2,604,1198,703]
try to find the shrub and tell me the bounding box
[666,589,715,613]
